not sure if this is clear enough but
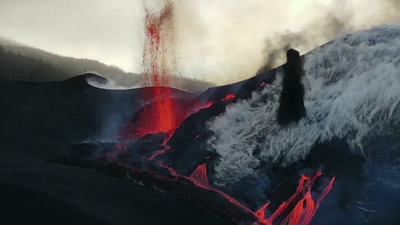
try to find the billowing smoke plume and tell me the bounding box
[258,0,400,73]
[62,0,400,92]
[258,1,353,73]
[385,0,400,12]
[169,0,400,85]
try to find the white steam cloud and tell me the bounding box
[206,24,400,185]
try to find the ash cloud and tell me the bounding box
[171,0,359,84]
[1,0,400,85]
[257,0,400,74]
[176,0,400,83]
[258,2,353,73]
[386,0,400,9]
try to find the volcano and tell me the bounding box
[2,24,400,224]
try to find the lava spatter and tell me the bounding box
[140,0,179,135]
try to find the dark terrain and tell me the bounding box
[0,74,225,225]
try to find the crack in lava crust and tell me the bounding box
[107,143,335,225]
[149,144,335,225]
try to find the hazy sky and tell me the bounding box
[0,0,399,85]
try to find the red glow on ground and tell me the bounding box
[255,202,271,220]
[152,159,335,225]
[205,94,236,109]
[119,92,237,140]
[261,82,266,87]
[135,99,190,137]
[99,143,128,160]
[278,177,336,225]
[190,163,209,186]
[146,92,237,160]
[255,173,335,225]
[205,102,214,108]
[103,142,335,224]
[222,94,236,101]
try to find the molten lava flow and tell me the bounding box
[135,98,191,137]
[152,158,335,225]
[252,172,335,225]
[119,92,237,140]
[255,202,271,221]
[278,177,336,225]
[190,163,209,186]
[222,94,236,101]
[103,140,335,224]
[148,93,237,160]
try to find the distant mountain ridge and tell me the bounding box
[0,35,27,46]
[0,46,71,82]
[0,36,215,92]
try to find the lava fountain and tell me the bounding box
[120,0,237,139]
[140,0,179,135]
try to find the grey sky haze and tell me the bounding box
[0,0,399,85]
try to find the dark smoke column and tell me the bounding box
[277,49,306,125]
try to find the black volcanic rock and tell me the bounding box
[0,141,231,225]
[197,69,276,103]
[277,49,306,126]
[162,101,230,176]
[0,73,195,143]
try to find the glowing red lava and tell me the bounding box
[118,1,239,140]
[190,163,210,186]
[115,1,336,224]
[140,1,179,135]
[222,94,236,101]
[119,91,237,140]
[103,141,335,224]
[152,158,335,225]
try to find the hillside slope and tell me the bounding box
[0,36,215,92]
[0,46,70,82]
